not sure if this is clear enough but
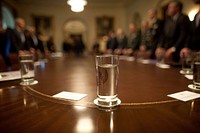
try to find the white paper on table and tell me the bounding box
[167,91,200,102]
[53,91,87,101]
[0,71,21,81]
[126,57,135,61]
[184,75,193,80]
[140,59,151,64]
[156,63,170,69]
[51,52,63,58]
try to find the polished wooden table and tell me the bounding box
[0,56,200,133]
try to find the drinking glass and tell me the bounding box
[193,52,200,90]
[94,55,121,108]
[19,54,38,85]
[156,50,165,64]
[181,52,193,75]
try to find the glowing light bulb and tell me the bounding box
[67,0,87,12]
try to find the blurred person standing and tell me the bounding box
[122,23,141,56]
[92,37,100,54]
[180,0,200,56]
[156,0,190,63]
[137,21,154,59]
[106,30,117,54]
[74,35,85,56]
[148,9,163,59]
[0,19,12,67]
[47,36,56,53]
[27,26,45,60]
[114,28,127,55]
[63,36,73,56]
[11,18,30,54]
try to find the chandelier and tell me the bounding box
[67,0,87,12]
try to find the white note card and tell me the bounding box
[184,75,193,80]
[0,71,21,81]
[53,91,87,101]
[168,91,200,102]
[156,63,170,69]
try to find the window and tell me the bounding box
[2,6,15,29]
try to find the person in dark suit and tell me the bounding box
[122,23,141,56]
[137,21,154,59]
[27,26,45,60]
[155,0,190,63]
[10,18,30,54]
[0,19,7,57]
[180,0,200,56]
[114,28,127,55]
[148,9,163,59]
[0,19,11,67]
[106,30,117,54]
[0,20,6,51]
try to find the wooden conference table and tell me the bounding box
[0,55,200,133]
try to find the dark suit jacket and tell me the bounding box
[159,13,190,61]
[159,13,190,51]
[106,36,117,50]
[149,19,163,58]
[150,19,163,47]
[27,35,44,53]
[10,29,30,52]
[0,30,7,56]
[116,35,128,49]
[187,11,200,50]
[127,30,141,50]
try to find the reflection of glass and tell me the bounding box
[19,54,38,85]
[110,111,114,133]
[76,117,94,133]
[189,100,200,125]
[193,53,200,90]
[94,55,121,108]
[181,52,193,75]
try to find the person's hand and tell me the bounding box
[18,50,26,55]
[165,47,176,58]
[127,49,133,55]
[30,48,36,54]
[180,47,191,58]
[114,49,122,55]
[106,49,113,54]
[155,47,165,59]
[139,45,146,51]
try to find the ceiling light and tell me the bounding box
[67,0,87,12]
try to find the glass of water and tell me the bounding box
[181,52,193,75]
[19,54,38,86]
[94,55,121,108]
[193,52,200,90]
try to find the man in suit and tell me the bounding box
[114,28,128,55]
[148,9,163,59]
[10,18,30,54]
[27,26,45,59]
[106,30,117,54]
[137,21,154,59]
[122,23,141,56]
[180,0,200,56]
[155,0,190,63]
